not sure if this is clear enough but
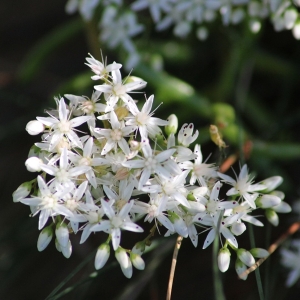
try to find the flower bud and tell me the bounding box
[273,201,292,213]
[130,252,145,270]
[132,241,146,255]
[168,212,188,237]
[284,8,298,29]
[293,21,300,39]
[95,243,110,270]
[260,176,283,192]
[61,240,72,259]
[165,114,178,136]
[231,222,246,236]
[256,194,281,208]
[265,209,279,226]
[26,120,45,135]
[235,259,248,280]
[115,247,132,278]
[55,222,69,248]
[250,248,269,258]
[237,248,255,267]
[37,225,53,251]
[25,157,43,172]
[12,181,32,202]
[218,247,231,272]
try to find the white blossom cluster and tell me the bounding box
[13,54,291,278]
[65,0,300,68]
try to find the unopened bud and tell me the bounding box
[12,181,33,202]
[218,247,231,272]
[237,248,255,267]
[165,114,178,135]
[37,225,53,251]
[25,157,43,172]
[26,120,45,135]
[235,259,248,280]
[250,248,269,258]
[55,222,69,248]
[130,252,145,270]
[265,209,279,226]
[95,243,110,270]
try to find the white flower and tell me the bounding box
[20,176,74,230]
[180,144,217,186]
[132,193,175,232]
[37,98,92,150]
[94,67,146,111]
[178,123,199,147]
[142,170,191,208]
[126,95,168,139]
[90,199,143,250]
[68,137,108,188]
[218,164,266,208]
[40,148,90,189]
[85,54,122,80]
[94,111,136,155]
[123,142,177,189]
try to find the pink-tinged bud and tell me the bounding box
[26,120,45,135]
[218,247,231,272]
[95,244,110,270]
[55,222,69,248]
[256,195,281,208]
[235,259,248,280]
[250,248,269,258]
[130,253,145,270]
[37,226,53,251]
[115,248,132,278]
[265,209,279,226]
[25,157,43,172]
[237,248,255,267]
[12,181,32,202]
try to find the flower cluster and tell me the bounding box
[66,0,300,68]
[13,54,291,278]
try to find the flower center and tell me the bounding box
[136,112,150,125]
[110,129,122,141]
[56,169,70,183]
[113,83,126,96]
[58,120,71,133]
[111,216,123,228]
[81,101,94,114]
[43,195,57,208]
[163,182,174,195]
[79,157,92,166]
[144,157,157,172]
[65,198,78,211]
[206,201,217,213]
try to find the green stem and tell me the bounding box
[248,224,264,300]
[213,211,226,300]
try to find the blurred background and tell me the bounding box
[1,0,300,299]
